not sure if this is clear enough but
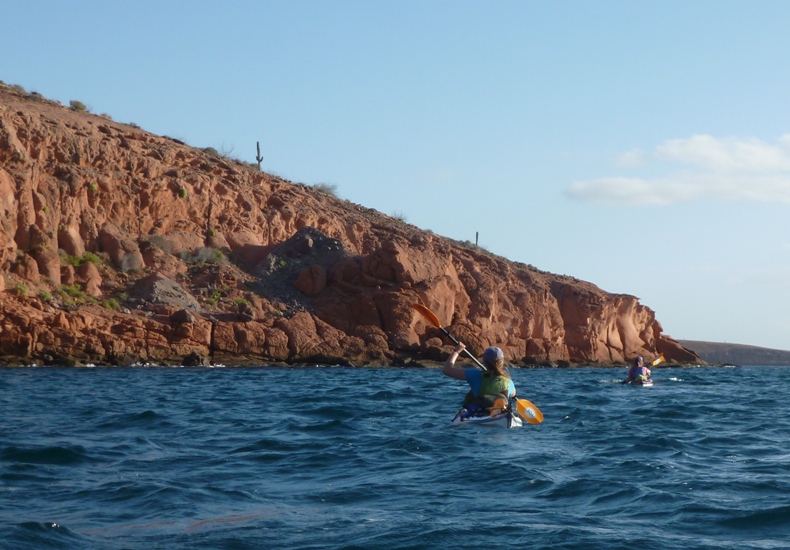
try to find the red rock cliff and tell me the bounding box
[0,84,700,366]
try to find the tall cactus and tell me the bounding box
[256,141,263,171]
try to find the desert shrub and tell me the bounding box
[58,284,85,298]
[178,188,188,199]
[69,100,88,112]
[205,290,222,308]
[194,246,225,264]
[182,247,224,265]
[12,284,28,297]
[391,211,407,222]
[102,298,120,310]
[312,183,338,197]
[37,290,53,302]
[83,252,101,265]
[148,235,173,254]
[61,251,102,267]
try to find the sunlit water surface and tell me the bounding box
[2,365,789,549]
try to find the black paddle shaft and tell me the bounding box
[439,327,487,371]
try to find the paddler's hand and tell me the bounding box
[442,342,468,380]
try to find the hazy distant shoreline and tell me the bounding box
[678,340,790,366]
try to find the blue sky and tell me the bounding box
[3,1,789,350]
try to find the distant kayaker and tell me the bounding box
[442,343,516,408]
[624,356,651,384]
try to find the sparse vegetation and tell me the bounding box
[37,290,53,302]
[60,251,102,267]
[178,188,188,199]
[147,235,173,254]
[208,228,216,237]
[205,290,223,308]
[217,144,236,159]
[88,183,98,192]
[312,183,338,197]
[69,100,88,112]
[182,247,224,265]
[83,252,101,265]
[12,284,28,297]
[391,211,407,222]
[58,284,86,299]
[102,298,120,310]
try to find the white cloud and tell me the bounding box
[656,134,790,172]
[567,134,790,205]
[614,148,646,167]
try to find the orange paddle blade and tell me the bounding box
[516,398,544,425]
[411,303,442,328]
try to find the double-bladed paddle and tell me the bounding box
[411,303,544,424]
[411,303,487,371]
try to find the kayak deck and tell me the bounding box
[451,408,523,428]
[626,379,654,387]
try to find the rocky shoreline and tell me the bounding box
[0,83,701,368]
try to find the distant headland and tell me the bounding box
[677,340,790,366]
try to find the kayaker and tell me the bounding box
[442,342,516,408]
[624,356,651,384]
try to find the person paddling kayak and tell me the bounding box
[624,356,651,384]
[442,343,516,409]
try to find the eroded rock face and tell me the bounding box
[0,84,701,366]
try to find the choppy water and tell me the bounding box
[2,364,789,549]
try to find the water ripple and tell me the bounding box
[1,365,790,549]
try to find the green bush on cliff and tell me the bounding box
[83,252,102,265]
[69,100,89,112]
[37,290,53,302]
[12,284,28,297]
[58,284,85,299]
[205,290,222,308]
[60,251,103,267]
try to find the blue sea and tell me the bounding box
[2,364,789,549]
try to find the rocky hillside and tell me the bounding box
[0,83,700,367]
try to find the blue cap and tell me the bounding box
[483,347,504,363]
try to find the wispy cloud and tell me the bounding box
[567,134,790,205]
